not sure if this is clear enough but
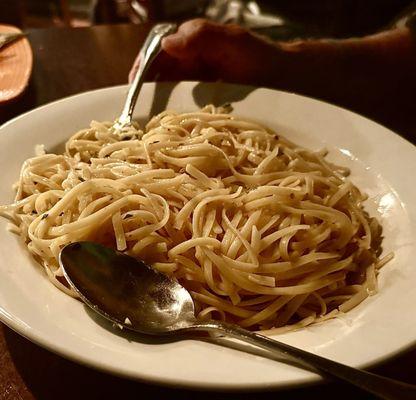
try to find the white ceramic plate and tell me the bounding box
[0,82,415,390]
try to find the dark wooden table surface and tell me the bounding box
[0,23,415,400]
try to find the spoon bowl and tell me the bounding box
[60,242,195,334]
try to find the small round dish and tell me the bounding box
[0,24,32,103]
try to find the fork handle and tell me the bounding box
[0,32,24,49]
[115,23,176,129]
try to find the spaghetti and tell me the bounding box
[0,105,389,332]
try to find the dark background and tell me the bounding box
[0,0,414,38]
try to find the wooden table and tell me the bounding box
[0,23,415,400]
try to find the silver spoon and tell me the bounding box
[59,242,415,399]
[113,23,177,131]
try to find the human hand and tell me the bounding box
[129,19,288,86]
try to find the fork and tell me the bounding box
[0,32,24,50]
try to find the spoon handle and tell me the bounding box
[190,320,415,400]
[115,23,176,129]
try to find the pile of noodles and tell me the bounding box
[0,105,391,332]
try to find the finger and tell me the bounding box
[161,34,190,57]
[162,19,218,58]
[147,50,214,82]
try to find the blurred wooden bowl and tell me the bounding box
[0,24,32,103]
